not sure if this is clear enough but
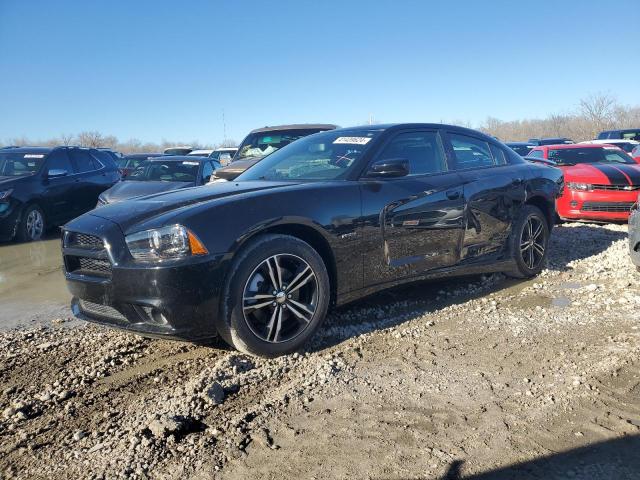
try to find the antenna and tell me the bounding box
[369,113,373,125]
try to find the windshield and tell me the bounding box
[621,131,640,141]
[608,142,637,153]
[236,129,330,161]
[549,147,635,165]
[126,160,199,182]
[0,152,46,176]
[236,129,380,182]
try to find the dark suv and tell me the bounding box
[0,146,120,241]
[597,129,640,141]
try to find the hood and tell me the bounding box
[214,157,263,180]
[560,162,640,185]
[100,180,193,204]
[89,180,297,232]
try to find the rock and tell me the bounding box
[2,407,17,419]
[206,382,225,405]
[73,430,87,441]
[148,415,184,438]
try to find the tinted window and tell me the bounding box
[508,144,534,156]
[126,160,199,182]
[548,147,634,165]
[0,152,47,176]
[91,150,114,169]
[70,150,97,173]
[47,150,74,173]
[527,150,545,159]
[489,144,507,165]
[377,131,447,175]
[450,134,494,169]
[621,131,640,141]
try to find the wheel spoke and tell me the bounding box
[267,306,283,342]
[288,299,315,320]
[265,257,279,291]
[243,299,274,311]
[244,294,275,301]
[274,255,284,289]
[528,247,534,269]
[532,222,543,240]
[287,271,314,293]
[287,265,311,292]
[532,242,545,256]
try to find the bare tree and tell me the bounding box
[60,133,75,146]
[76,131,104,147]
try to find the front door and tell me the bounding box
[360,130,466,286]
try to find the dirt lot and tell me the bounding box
[1,222,639,480]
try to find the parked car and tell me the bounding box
[97,156,220,206]
[209,147,238,166]
[597,129,640,141]
[528,137,574,146]
[187,149,214,157]
[211,124,338,181]
[0,146,119,242]
[164,146,193,155]
[117,153,164,177]
[527,143,640,221]
[579,139,640,157]
[505,142,536,156]
[62,123,562,357]
[632,145,640,162]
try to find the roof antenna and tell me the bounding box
[222,109,227,144]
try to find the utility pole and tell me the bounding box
[369,113,373,125]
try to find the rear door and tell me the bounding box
[40,149,79,224]
[360,129,466,285]
[68,149,106,214]
[444,132,527,260]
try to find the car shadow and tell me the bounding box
[435,435,640,479]
[308,224,628,353]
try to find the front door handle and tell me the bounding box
[446,189,461,200]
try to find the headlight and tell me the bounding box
[125,225,208,261]
[566,182,592,191]
[96,196,107,207]
[0,189,13,201]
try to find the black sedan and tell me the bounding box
[0,146,119,242]
[97,156,220,206]
[62,124,563,357]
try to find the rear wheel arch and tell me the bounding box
[524,195,554,229]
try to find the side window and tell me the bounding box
[376,131,447,176]
[201,161,215,182]
[489,144,507,165]
[90,151,112,170]
[449,134,494,170]
[528,150,545,159]
[46,150,74,173]
[69,150,97,173]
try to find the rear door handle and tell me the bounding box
[446,189,461,200]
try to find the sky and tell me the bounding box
[1,0,639,145]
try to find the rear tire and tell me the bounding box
[16,204,45,242]
[505,205,549,279]
[218,234,330,358]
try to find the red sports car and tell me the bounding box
[527,144,640,221]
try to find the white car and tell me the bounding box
[209,147,238,166]
[187,149,214,157]
[579,139,640,155]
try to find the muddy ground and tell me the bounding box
[0,222,639,479]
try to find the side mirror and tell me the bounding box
[48,169,68,178]
[366,158,409,178]
[526,157,556,166]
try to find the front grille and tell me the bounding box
[78,300,127,323]
[592,184,640,191]
[66,256,112,278]
[581,201,635,212]
[65,232,104,250]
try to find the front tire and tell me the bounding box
[17,204,46,242]
[505,205,549,279]
[219,234,330,358]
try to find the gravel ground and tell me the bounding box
[1,222,639,480]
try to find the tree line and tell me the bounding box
[2,94,638,152]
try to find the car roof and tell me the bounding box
[148,155,207,162]
[536,143,614,150]
[0,146,53,154]
[249,124,339,133]
[333,123,501,141]
[124,153,163,158]
[214,147,238,151]
[505,142,535,146]
[581,139,640,144]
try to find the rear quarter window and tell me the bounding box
[449,133,494,170]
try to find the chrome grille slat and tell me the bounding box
[592,184,640,191]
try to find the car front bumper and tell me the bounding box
[0,201,21,241]
[62,215,229,341]
[556,188,637,221]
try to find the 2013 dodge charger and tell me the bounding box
[62,124,563,357]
